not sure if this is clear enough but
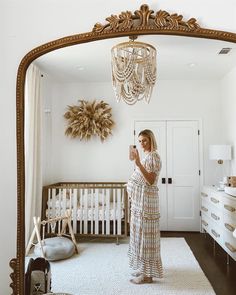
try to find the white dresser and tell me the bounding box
[201,186,236,261]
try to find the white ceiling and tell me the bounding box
[35,34,236,83]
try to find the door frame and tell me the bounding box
[133,117,204,229]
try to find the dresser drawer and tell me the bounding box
[223,230,236,260]
[201,199,210,218]
[201,213,210,232]
[222,197,236,220]
[208,205,222,227]
[222,214,236,234]
[201,186,215,195]
[201,191,209,200]
[209,193,221,209]
[209,221,222,245]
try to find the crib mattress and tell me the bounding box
[47,203,124,221]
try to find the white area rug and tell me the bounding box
[49,238,215,295]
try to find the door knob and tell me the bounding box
[168,178,172,184]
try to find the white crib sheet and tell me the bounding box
[76,203,124,220]
[46,203,124,221]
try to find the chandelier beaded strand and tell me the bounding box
[111,38,157,105]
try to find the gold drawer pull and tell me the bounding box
[211,213,220,221]
[201,206,208,212]
[202,220,208,226]
[224,223,235,232]
[211,229,220,238]
[210,197,219,204]
[225,242,236,253]
[224,204,236,212]
[201,192,208,197]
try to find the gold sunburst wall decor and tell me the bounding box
[64,99,115,141]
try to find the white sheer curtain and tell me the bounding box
[25,63,42,244]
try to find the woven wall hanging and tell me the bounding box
[64,99,115,141]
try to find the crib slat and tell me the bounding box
[106,188,110,235]
[57,189,62,233]
[47,189,51,233]
[101,189,105,235]
[73,189,77,234]
[84,189,88,234]
[51,189,57,233]
[79,190,83,234]
[117,189,121,235]
[61,188,66,213]
[113,189,116,235]
[60,188,66,234]
[90,189,94,234]
[51,188,56,220]
[95,190,99,234]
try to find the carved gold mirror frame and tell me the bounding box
[10,4,236,294]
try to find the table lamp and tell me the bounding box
[209,144,231,189]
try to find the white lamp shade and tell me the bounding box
[209,145,231,161]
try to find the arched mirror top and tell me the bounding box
[12,3,236,295]
[17,4,236,79]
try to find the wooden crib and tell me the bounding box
[42,182,128,243]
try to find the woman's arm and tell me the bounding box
[133,150,156,185]
[137,164,156,185]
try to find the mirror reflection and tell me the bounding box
[24,35,236,294]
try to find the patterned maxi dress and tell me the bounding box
[127,150,163,278]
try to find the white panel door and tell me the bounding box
[134,120,200,231]
[167,121,200,231]
[134,121,168,230]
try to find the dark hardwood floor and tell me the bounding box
[161,232,236,295]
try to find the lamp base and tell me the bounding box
[216,187,225,191]
[212,184,225,191]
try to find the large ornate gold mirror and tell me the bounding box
[10,4,236,294]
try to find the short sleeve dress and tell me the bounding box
[127,150,163,278]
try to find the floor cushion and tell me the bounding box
[34,236,75,261]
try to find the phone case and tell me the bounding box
[129,145,136,161]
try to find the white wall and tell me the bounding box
[220,66,236,174]
[42,79,222,186]
[1,0,236,293]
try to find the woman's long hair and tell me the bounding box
[138,129,157,151]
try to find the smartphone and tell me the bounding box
[129,145,136,161]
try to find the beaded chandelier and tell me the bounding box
[111,38,157,105]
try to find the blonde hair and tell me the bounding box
[138,129,157,151]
